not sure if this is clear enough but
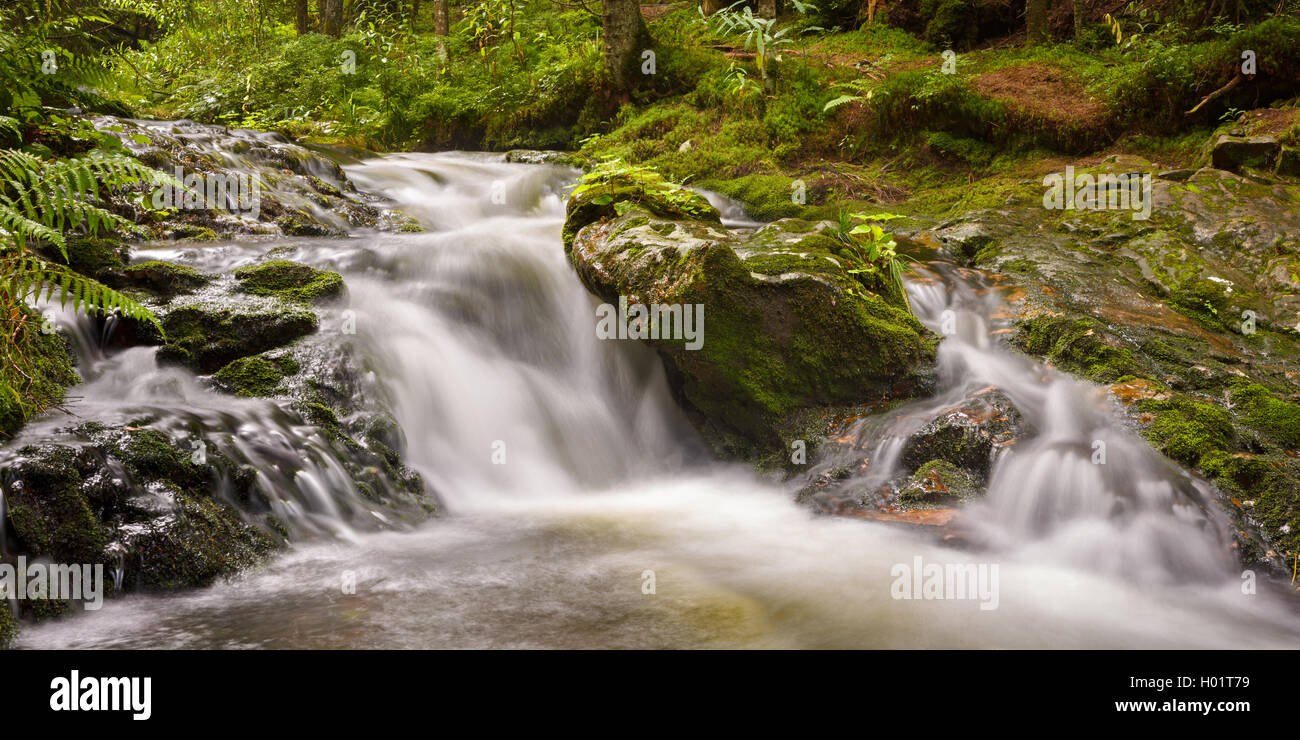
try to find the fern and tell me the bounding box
[0,254,162,335]
[0,146,175,337]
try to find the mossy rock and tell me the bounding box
[1227,381,1300,449]
[566,201,935,462]
[1,425,273,596]
[2,444,110,563]
[122,487,275,591]
[1135,396,1236,467]
[0,305,79,438]
[119,260,214,298]
[233,259,345,304]
[1013,315,1142,383]
[157,302,318,373]
[1200,451,1300,556]
[563,166,720,251]
[212,353,301,397]
[900,459,983,505]
[36,236,128,279]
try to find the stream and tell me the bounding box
[10,151,1300,648]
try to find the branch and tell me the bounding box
[1185,73,1245,116]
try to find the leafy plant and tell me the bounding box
[830,211,911,308]
[710,3,794,81]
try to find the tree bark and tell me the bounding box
[435,0,449,34]
[1072,0,1084,41]
[756,0,778,18]
[701,0,724,14]
[603,0,651,95]
[296,0,310,34]
[1025,0,1047,46]
[321,0,344,37]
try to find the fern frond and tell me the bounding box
[0,254,163,337]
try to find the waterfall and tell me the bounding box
[9,150,1300,649]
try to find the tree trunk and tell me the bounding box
[756,0,778,18]
[701,0,724,14]
[1025,0,1047,46]
[603,0,651,95]
[435,0,449,34]
[296,0,310,34]
[321,0,344,37]
[412,0,420,20]
[1072,0,1084,41]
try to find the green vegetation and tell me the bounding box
[234,259,346,303]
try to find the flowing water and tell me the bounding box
[10,151,1300,648]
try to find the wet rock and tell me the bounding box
[504,149,578,166]
[564,169,937,463]
[116,260,214,298]
[89,116,404,239]
[1,427,274,599]
[156,301,318,373]
[36,236,128,280]
[1276,147,1300,177]
[233,259,345,304]
[899,390,1024,477]
[212,353,300,397]
[899,460,984,505]
[933,220,997,264]
[1210,135,1281,172]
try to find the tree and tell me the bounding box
[295,0,310,34]
[1072,0,1084,41]
[756,0,778,18]
[320,0,344,37]
[603,0,651,96]
[435,0,448,35]
[1025,0,1047,46]
[701,0,725,13]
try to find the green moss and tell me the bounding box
[1135,396,1235,466]
[213,353,300,397]
[1228,381,1300,448]
[119,260,214,297]
[157,303,317,373]
[2,445,109,563]
[0,305,80,438]
[1013,315,1141,383]
[900,459,983,505]
[233,259,345,303]
[1200,451,1300,556]
[37,236,128,278]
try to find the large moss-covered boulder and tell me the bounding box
[564,174,936,462]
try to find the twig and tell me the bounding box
[1186,73,1245,116]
